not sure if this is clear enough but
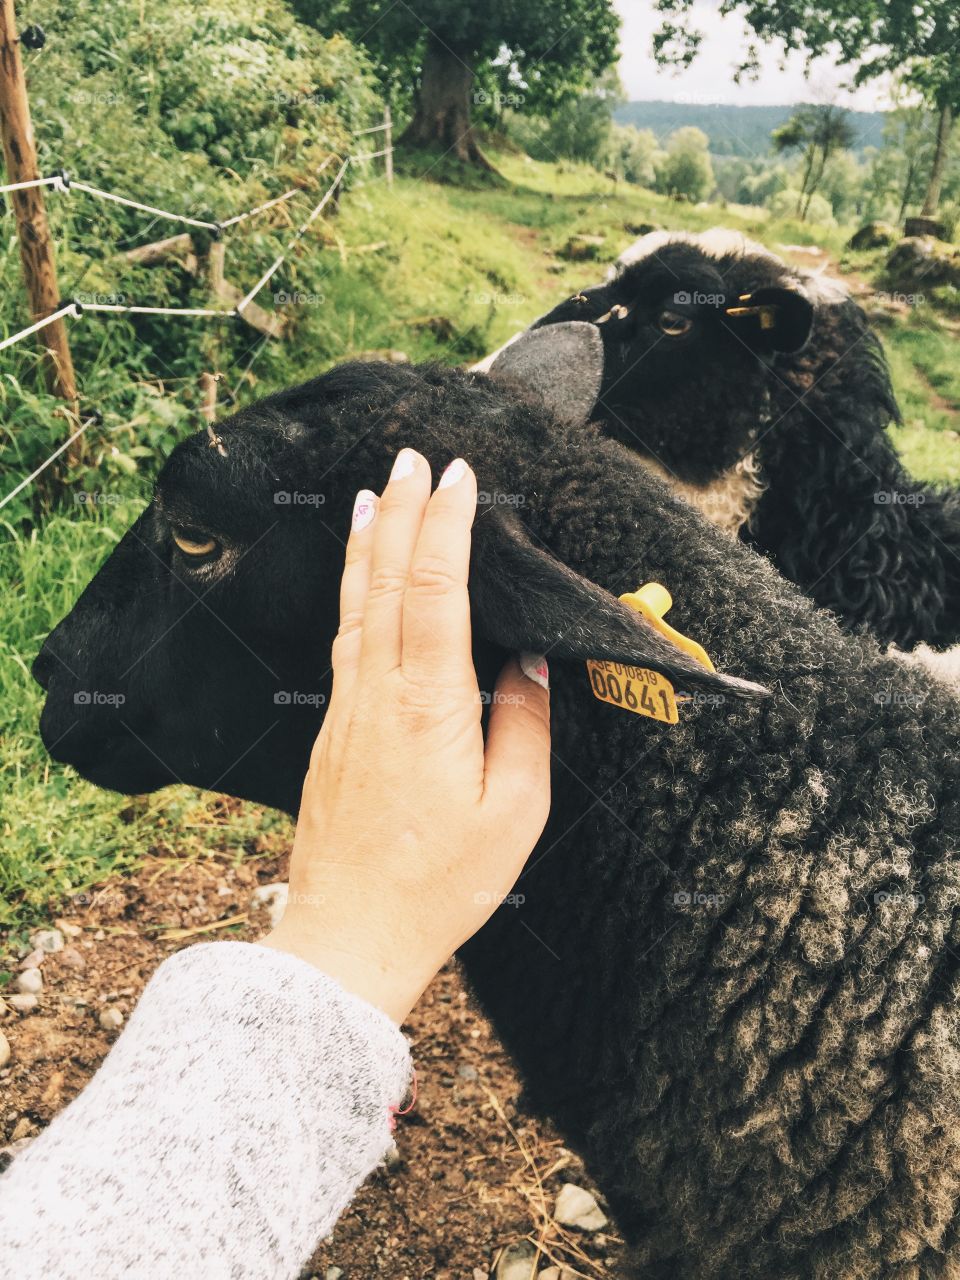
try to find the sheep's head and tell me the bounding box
[34,353,766,816]
[527,229,818,507]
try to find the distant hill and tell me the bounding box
[614,100,887,157]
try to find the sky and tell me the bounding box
[614,0,892,110]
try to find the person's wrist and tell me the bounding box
[259,909,439,1025]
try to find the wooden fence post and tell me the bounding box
[0,0,81,462]
[384,104,393,185]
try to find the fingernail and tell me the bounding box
[438,457,467,489]
[352,490,377,532]
[519,653,549,690]
[390,449,418,482]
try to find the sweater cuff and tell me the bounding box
[146,939,413,1107]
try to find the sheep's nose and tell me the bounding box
[32,644,56,691]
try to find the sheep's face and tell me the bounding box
[33,406,351,814]
[34,359,766,816]
[532,232,815,492]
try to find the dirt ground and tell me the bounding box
[0,846,626,1279]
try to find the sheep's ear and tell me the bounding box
[484,321,603,427]
[469,510,768,702]
[723,286,813,354]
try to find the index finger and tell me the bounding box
[401,457,477,683]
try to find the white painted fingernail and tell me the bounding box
[352,490,377,532]
[519,653,549,690]
[390,449,418,482]
[438,457,467,489]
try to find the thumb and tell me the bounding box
[482,654,551,831]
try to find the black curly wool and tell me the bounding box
[532,235,960,650]
[753,288,960,650]
[35,361,960,1278]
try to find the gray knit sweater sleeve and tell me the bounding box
[0,941,412,1279]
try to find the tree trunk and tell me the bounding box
[401,34,493,169]
[797,145,816,216]
[921,103,952,217]
[897,156,919,226]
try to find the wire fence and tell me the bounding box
[0,111,394,507]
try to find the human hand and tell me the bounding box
[261,449,551,1023]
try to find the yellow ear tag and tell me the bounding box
[585,583,714,725]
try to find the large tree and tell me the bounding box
[295,0,620,166]
[653,0,960,218]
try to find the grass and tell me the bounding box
[1,151,958,932]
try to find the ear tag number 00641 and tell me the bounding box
[586,583,714,725]
[586,659,678,723]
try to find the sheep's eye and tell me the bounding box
[172,528,220,560]
[658,309,694,338]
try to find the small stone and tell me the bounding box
[456,1063,478,1081]
[99,1007,124,1032]
[93,930,105,941]
[248,883,289,931]
[0,1031,9,1068]
[10,1117,33,1142]
[324,1268,344,1280]
[59,946,86,971]
[19,949,44,970]
[473,1269,488,1280]
[54,920,82,938]
[494,1242,538,1279]
[30,928,64,954]
[539,1269,560,1280]
[7,994,38,1014]
[15,969,43,995]
[554,1182,608,1232]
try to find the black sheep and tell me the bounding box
[523,228,960,652]
[35,333,960,1278]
